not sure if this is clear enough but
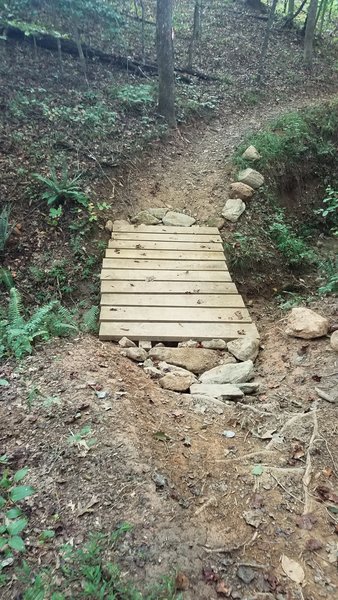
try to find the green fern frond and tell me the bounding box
[26,300,59,335]
[0,267,14,290]
[81,306,99,333]
[8,288,25,328]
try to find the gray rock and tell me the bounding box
[286,307,329,339]
[227,336,260,362]
[123,347,148,362]
[162,211,196,227]
[147,207,168,219]
[131,211,161,226]
[237,565,256,584]
[118,337,136,348]
[144,366,162,378]
[149,347,221,374]
[178,339,199,348]
[201,339,227,350]
[190,394,225,410]
[242,145,261,161]
[157,362,197,379]
[139,340,152,351]
[237,168,264,189]
[222,198,246,222]
[159,372,196,392]
[237,382,260,395]
[205,216,225,229]
[104,219,114,232]
[229,182,254,200]
[190,383,244,400]
[330,330,338,351]
[199,360,254,384]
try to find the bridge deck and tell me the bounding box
[99,222,259,342]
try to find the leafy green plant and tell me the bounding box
[315,185,338,236]
[224,233,274,274]
[269,214,318,269]
[81,305,99,333]
[0,460,35,576]
[33,167,89,219]
[0,288,77,360]
[0,268,14,291]
[114,84,154,109]
[0,205,11,255]
[67,425,97,448]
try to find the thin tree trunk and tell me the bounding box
[57,37,63,71]
[282,0,308,27]
[318,0,328,34]
[257,0,278,84]
[156,0,176,127]
[288,0,295,16]
[73,26,87,81]
[304,0,319,68]
[140,0,145,63]
[328,0,334,20]
[33,35,38,60]
[187,0,201,69]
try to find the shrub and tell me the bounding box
[33,167,89,220]
[269,215,318,269]
[114,84,154,109]
[0,288,77,359]
[315,185,338,236]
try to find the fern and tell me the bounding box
[81,305,99,333]
[0,267,14,290]
[0,289,78,360]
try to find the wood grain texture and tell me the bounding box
[99,322,259,341]
[100,293,245,307]
[100,306,251,323]
[100,281,238,294]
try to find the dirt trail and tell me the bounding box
[116,92,336,223]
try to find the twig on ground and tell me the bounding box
[315,387,337,404]
[203,531,257,554]
[224,449,277,462]
[194,496,217,516]
[266,411,313,450]
[270,473,304,504]
[302,401,319,514]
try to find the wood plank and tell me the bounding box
[105,249,225,260]
[100,294,245,307]
[113,223,219,234]
[99,321,259,342]
[112,232,221,243]
[101,270,232,282]
[108,240,223,251]
[100,281,238,294]
[102,258,227,271]
[100,306,251,322]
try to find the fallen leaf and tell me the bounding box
[326,541,338,564]
[202,566,219,583]
[175,572,189,591]
[291,442,305,460]
[315,486,338,504]
[312,374,322,382]
[250,493,265,509]
[296,513,317,530]
[305,538,323,552]
[327,504,338,514]
[281,555,305,584]
[215,580,231,596]
[153,431,171,442]
[322,467,333,478]
[252,464,263,476]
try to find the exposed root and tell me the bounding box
[302,402,319,515]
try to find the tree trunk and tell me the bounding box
[318,0,328,34]
[156,0,176,127]
[257,0,278,84]
[187,0,201,69]
[57,37,63,71]
[288,0,295,16]
[73,25,87,81]
[304,0,319,68]
[140,0,145,63]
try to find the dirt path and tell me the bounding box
[116,92,337,224]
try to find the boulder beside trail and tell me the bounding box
[330,330,338,351]
[190,383,244,400]
[159,371,196,392]
[131,211,161,226]
[123,347,148,362]
[285,307,329,339]
[162,211,196,227]
[229,182,254,201]
[222,198,246,222]
[242,145,261,161]
[227,336,260,362]
[199,360,254,384]
[149,347,221,374]
[237,168,264,189]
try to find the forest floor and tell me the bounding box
[1,2,338,599]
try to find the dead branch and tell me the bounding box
[302,402,319,514]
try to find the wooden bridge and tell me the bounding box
[99,221,258,342]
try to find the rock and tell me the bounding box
[153,472,166,488]
[237,382,260,395]
[131,211,161,226]
[157,362,197,379]
[113,219,130,231]
[243,509,262,529]
[229,182,254,200]
[222,198,246,222]
[162,211,196,227]
[123,347,148,362]
[178,340,199,348]
[159,371,196,392]
[237,565,256,584]
[227,336,260,362]
[285,307,329,339]
[139,340,152,351]
[330,330,338,351]
[206,216,225,229]
[201,339,227,350]
[190,383,244,400]
[105,219,113,232]
[242,145,261,161]
[237,168,264,189]
[190,394,225,410]
[144,366,162,378]
[118,337,136,348]
[147,207,168,219]
[199,360,254,384]
[149,347,221,374]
